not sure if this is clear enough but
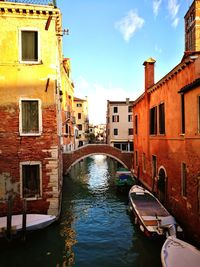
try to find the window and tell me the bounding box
[181,94,185,134]
[142,153,146,172]
[21,30,39,62]
[150,107,157,135]
[112,115,119,122]
[135,115,138,135]
[181,163,187,197]
[20,99,41,135]
[128,128,133,135]
[198,96,200,133]
[77,124,82,131]
[159,103,165,134]
[20,162,41,199]
[114,143,120,149]
[122,143,127,151]
[114,128,118,135]
[113,107,118,113]
[77,103,82,107]
[128,106,132,113]
[128,115,133,122]
[65,124,69,134]
[78,113,81,119]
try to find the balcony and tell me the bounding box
[3,0,57,7]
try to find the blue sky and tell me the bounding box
[57,0,192,125]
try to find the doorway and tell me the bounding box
[157,167,167,204]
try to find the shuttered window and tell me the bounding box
[22,100,39,133]
[150,107,157,135]
[21,31,38,62]
[22,164,41,199]
[159,103,165,134]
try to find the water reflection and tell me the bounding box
[60,155,162,267]
[0,155,162,267]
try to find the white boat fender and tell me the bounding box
[140,225,144,232]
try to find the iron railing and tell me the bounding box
[4,0,57,7]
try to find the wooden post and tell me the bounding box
[22,198,27,241]
[6,195,13,241]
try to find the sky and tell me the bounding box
[57,0,193,125]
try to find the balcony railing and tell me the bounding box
[4,0,57,7]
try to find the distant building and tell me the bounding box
[133,0,200,242]
[0,0,64,216]
[106,98,134,151]
[73,97,89,147]
[61,58,76,152]
[89,124,106,143]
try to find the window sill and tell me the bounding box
[20,132,42,137]
[23,197,42,201]
[19,60,43,65]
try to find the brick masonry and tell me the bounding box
[0,104,62,217]
[63,144,133,174]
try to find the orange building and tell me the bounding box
[133,0,200,242]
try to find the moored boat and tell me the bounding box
[115,173,135,192]
[161,236,200,267]
[128,185,183,238]
[0,214,56,237]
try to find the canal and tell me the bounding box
[0,155,163,267]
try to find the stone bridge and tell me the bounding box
[63,144,133,174]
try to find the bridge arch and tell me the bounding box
[63,144,133,174]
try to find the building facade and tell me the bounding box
[106,98,134,151]
[61,58,76,152]
[0,1,64,217]
[133,0,200,242]
[73,97,89,148]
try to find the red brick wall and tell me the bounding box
[0,103,60,216]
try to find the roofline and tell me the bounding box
[178,78,200,94]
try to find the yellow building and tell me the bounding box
[0,1,64,216]
[61,58,76,152]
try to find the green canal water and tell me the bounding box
[0,155,163,267]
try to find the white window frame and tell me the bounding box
[19,98,42,136]
[19,28,41,64]
[20,161,42,200]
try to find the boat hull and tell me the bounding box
[161,236,200,267]
[0,214,56,237]
[128,185,182,238]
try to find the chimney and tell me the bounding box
[143,58,156,91]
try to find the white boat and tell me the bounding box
[0,214,56,237]
[161,236,200,267]
[128,185,183,238]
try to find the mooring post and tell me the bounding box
[22,198,27,241]
[6,195,13,241]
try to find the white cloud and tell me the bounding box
[115,10,145,42]
[153,0,162,17]
[168,0,180,18]
[74,77,139,125]
[167,0,180,27]
[172,17,179,28]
